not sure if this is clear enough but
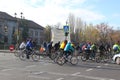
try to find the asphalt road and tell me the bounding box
[0,52,120,80]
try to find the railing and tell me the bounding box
[0,44,10,50]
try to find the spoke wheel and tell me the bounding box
[56,56,66,66]
[19,53,26,61]
[70,56,78,65]
[50,53,57,60]
[14,49,20,57]
[95,57,101,63]
[31,53,40,62]
[81,54,87,61]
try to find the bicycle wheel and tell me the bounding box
[31,53,40,62]
[95,56,101,63]
[19,52,27,61]
[50,52,57,60]
[56,55,66,66]
[53,52,60,63]
[70,56,78,65]
[81,54,87,61]
[13,44,19,57]
[14,48,20,57]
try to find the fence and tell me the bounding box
[0,44,10,50]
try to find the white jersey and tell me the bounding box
[19,42,26,49]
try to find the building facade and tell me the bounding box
[0,11,45,46]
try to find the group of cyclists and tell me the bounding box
[18,38,120,64]
[41,40,75,59]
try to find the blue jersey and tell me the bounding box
[64,43,74,52]
[26,41,33,48]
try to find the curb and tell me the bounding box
[0,50,14,53]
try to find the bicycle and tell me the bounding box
[81,49,95,62]
[19,48,40,61]
[56,50,79,66]
[95,50,112,63]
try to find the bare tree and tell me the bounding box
[68,13,75,42]
[96,23,113,43]
[44,25,52,42]
[74,17,84,42]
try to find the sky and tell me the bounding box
[0,0,120,29]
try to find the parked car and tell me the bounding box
[112,53,120,65]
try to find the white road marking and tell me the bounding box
[44,71,115,80]
[33,71,44,75]
[28,75,50,79]
[25,65,36,68]
[86,68,93,71]
[97,66,101,68]
[72,74,115,80]
[56,78,64,80]
[109,79,116,80]
[47,72,68,76]
[1,68,14,71]
[71,72,81,76]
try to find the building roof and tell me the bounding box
[0,11,16,21]
[0,11,45,29]
[27,20,45,30]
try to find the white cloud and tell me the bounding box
[112,13,120,18]
[0,0,106,27]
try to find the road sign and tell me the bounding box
[63,25,69,32]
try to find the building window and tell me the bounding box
[30,30,33,37]
[35,31,38,36]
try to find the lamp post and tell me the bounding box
[14,12,23,46]
[14,13,19,47]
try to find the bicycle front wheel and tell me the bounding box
[70,56,79,65]
[31,53,40,62]
[56,56,66,66]
[19,52,27,61]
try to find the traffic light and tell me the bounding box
[65,32,69,36]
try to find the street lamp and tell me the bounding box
[14,13,19,46]
[20,12,23,19]
[14,12,24,45]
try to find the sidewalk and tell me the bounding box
[0,50,14,53]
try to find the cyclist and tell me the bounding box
[60,40,67,50]
[43,42,47,51]
[54,41,60,51]
[19,40,26,50]
[99,42,106,57]
[84,42,91,60]
[64,41,75,59]
[113,42,120,54]
[47,41,53,54]
[26,39,34,59]
[90,43,97,60]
